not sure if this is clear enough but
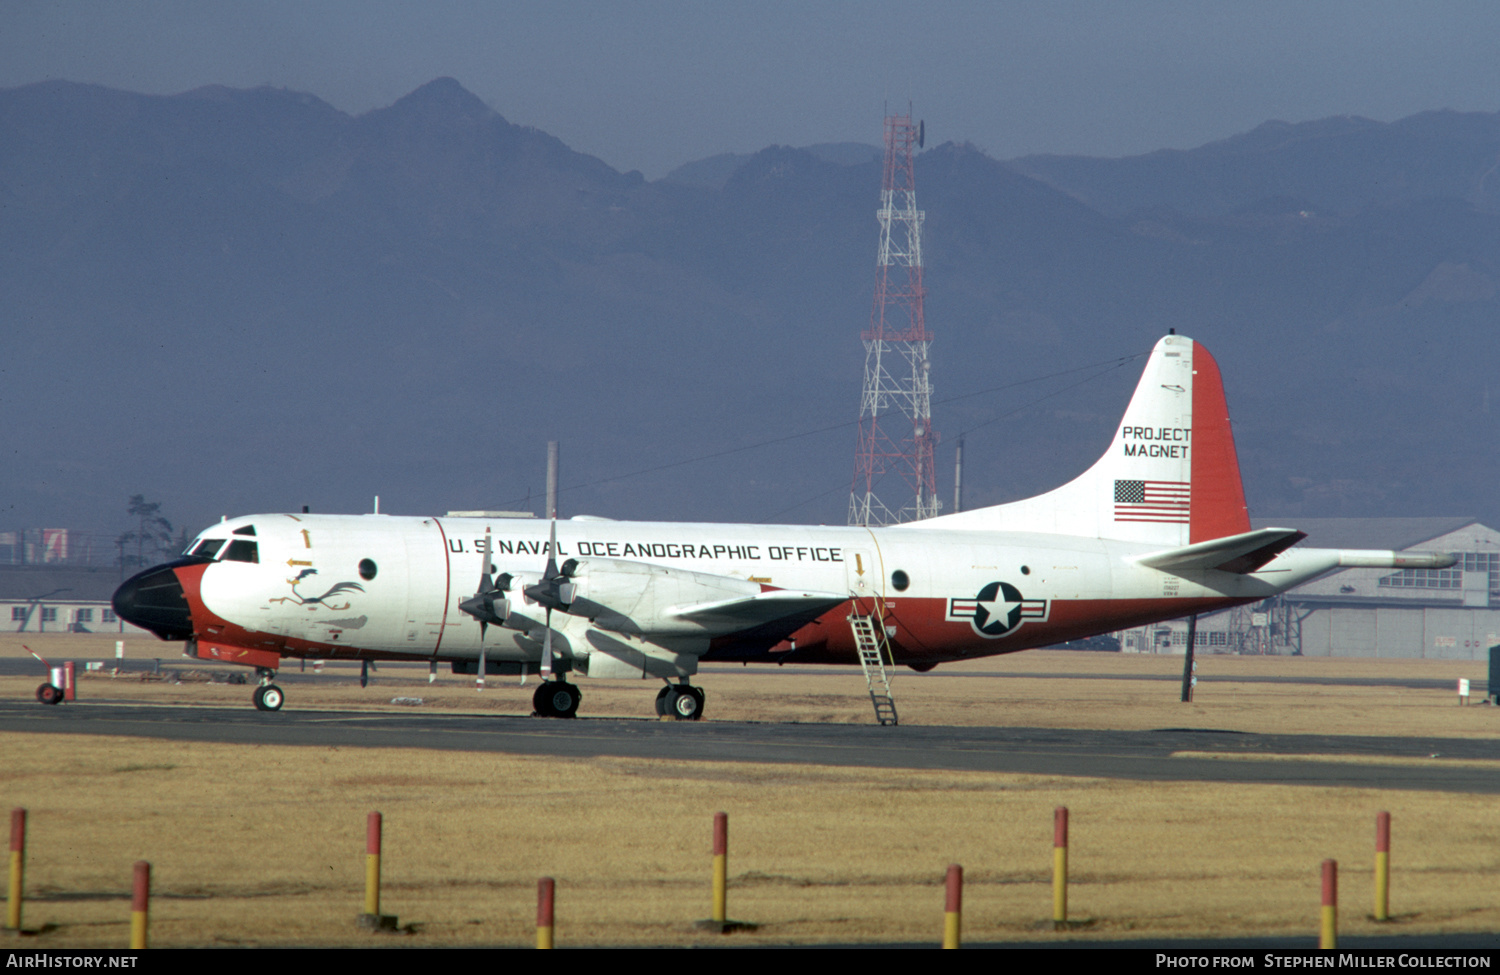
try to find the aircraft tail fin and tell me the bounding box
[905,334,1251,544]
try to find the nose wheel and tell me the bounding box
[532,680,580,719]
[656,683,705,720]
[252,676,284,712]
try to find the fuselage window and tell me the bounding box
[359,559,377,581]
[891,570,910,592]
[190,538,225,559]
[222,540,259,563]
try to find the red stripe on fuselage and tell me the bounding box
[705,594,1254,666]
[432,518,451,656]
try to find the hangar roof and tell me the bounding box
[0,565,126,602]
[1252,517,1481,552]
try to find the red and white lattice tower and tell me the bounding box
[849,111,938,526]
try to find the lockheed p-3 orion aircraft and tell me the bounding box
[111,335,1452,720]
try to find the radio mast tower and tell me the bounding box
[849,110,938,526]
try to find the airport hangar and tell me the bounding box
[0,564,143,635]
[1120,517,1500,660]
[4,518,1499,659]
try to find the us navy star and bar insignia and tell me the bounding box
[947,581,1048,638]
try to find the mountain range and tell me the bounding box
[2,77,1497,540]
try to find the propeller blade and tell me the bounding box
[478,529,493,591]
[542,606,554,677]
[541,520,558,581]
[458,528,510,640]
[522,519,577,611]
[517,519,568,678]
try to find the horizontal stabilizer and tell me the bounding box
[667,589,848,634]
[1135,528,1307,575]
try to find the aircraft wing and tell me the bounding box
[665,589,849,636]
[1133,528,1307,574]
[535,556,848,639]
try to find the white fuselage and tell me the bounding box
[179,512,1346,677]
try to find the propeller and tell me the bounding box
[457,529,512,641]
[521,520,577,678]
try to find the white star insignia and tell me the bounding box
[978,597,1019,626]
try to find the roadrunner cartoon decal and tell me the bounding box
[270,569,365,611]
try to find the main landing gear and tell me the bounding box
[532,680,581,719]
[252,667,284,712]
[655,682,705,721]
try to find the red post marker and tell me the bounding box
[6,808,24,931]
[63,662,76,702]
[1053,806,1069,926]
[942,864,962,948]
[364,812,382,917]
[1375,812,1391,922]
[1319,859,1337,949]
[130,860,150,949]
[537,877,555,949]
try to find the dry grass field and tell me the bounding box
[1,634,1496,947]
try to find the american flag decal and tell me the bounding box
[1114,479,1190,523]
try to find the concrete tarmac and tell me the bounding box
[2,699,1496,793]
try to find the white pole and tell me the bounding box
[546,442,559,520]
[953,437,964,514]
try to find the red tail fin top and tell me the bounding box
[1188,344,1250,543]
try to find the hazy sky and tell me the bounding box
[5,1,1499,178]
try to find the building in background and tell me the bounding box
[0,564,150,635]
[1,528,133,568]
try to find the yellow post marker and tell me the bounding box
[942,864,962,949]
[1053,806,1068,928]
[6,808,23,932]
[712,811,728,924]
[1320,859,1337,949]
[356,811,397,931]
[695,811,755,933]
[536,877,555,949]
[129,861,149,950]
[365,811,382,917]
[1374,812,1391,922]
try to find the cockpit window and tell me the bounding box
[222,540,259,563]
[190,538,225,559]
[232,525,257,536]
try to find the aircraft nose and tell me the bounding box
[113,562,197,640]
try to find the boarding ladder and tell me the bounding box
[848,610,899,726]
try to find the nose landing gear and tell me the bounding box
[252,667,283,711]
